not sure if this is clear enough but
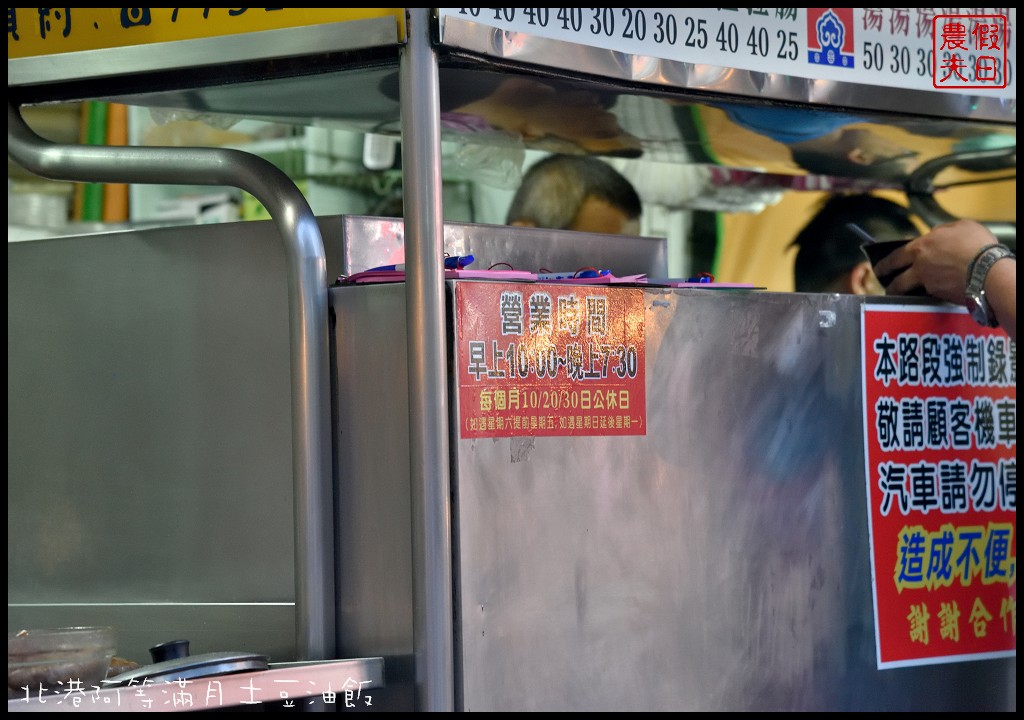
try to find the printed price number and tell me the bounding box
[861,40,914,75]
[502,341,639,380]
[714,21,798,60]
[455,8,680,46]
[455,9,799,59]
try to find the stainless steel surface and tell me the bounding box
[339,215,668,277]
[10,18,1010,190]
[329,283,1016,711]
[440,14,1016,124]
[9,8,1015,712]
[400,8,456,712]
[12,37,1011,191]
[8,17,399,87]
[7,103,335,661]
[330,284,416,709]
[30,62,1008,192]
[8,216,349,665]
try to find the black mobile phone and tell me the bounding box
[848,223,925,295]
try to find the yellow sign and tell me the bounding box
[7,8,405,59]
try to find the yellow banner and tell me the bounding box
[7,8,405,59]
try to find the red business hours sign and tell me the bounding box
[861,305,1016,669]
[455,282,646,439]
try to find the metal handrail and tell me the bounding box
[7,101,335,662]
[400,7,456,711]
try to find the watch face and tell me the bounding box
[966,291,994,326]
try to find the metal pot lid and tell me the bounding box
[105,651,269,686]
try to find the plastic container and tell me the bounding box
[8,627,116,697]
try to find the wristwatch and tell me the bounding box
[965,244,1014,328]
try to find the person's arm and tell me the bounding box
[874,219,1016,341]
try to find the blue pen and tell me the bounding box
[684,273,714,283]
[445,254,474,269]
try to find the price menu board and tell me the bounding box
[440,8,1016,107]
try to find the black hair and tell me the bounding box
[790,194,918,292]
[505,154,642,229]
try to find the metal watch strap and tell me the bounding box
[965,243,1002,287]
[967,244,1015,295]
[966,244,1014,327]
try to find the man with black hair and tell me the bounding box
[505,154,643,236]
[790,193,919,294]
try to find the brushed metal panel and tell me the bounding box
[329,283,1014,710]
[450,289,1015,711]
[330,283,414,660]
[330,283,417,711]
[8,216,346,662]
[339,215,668,277]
